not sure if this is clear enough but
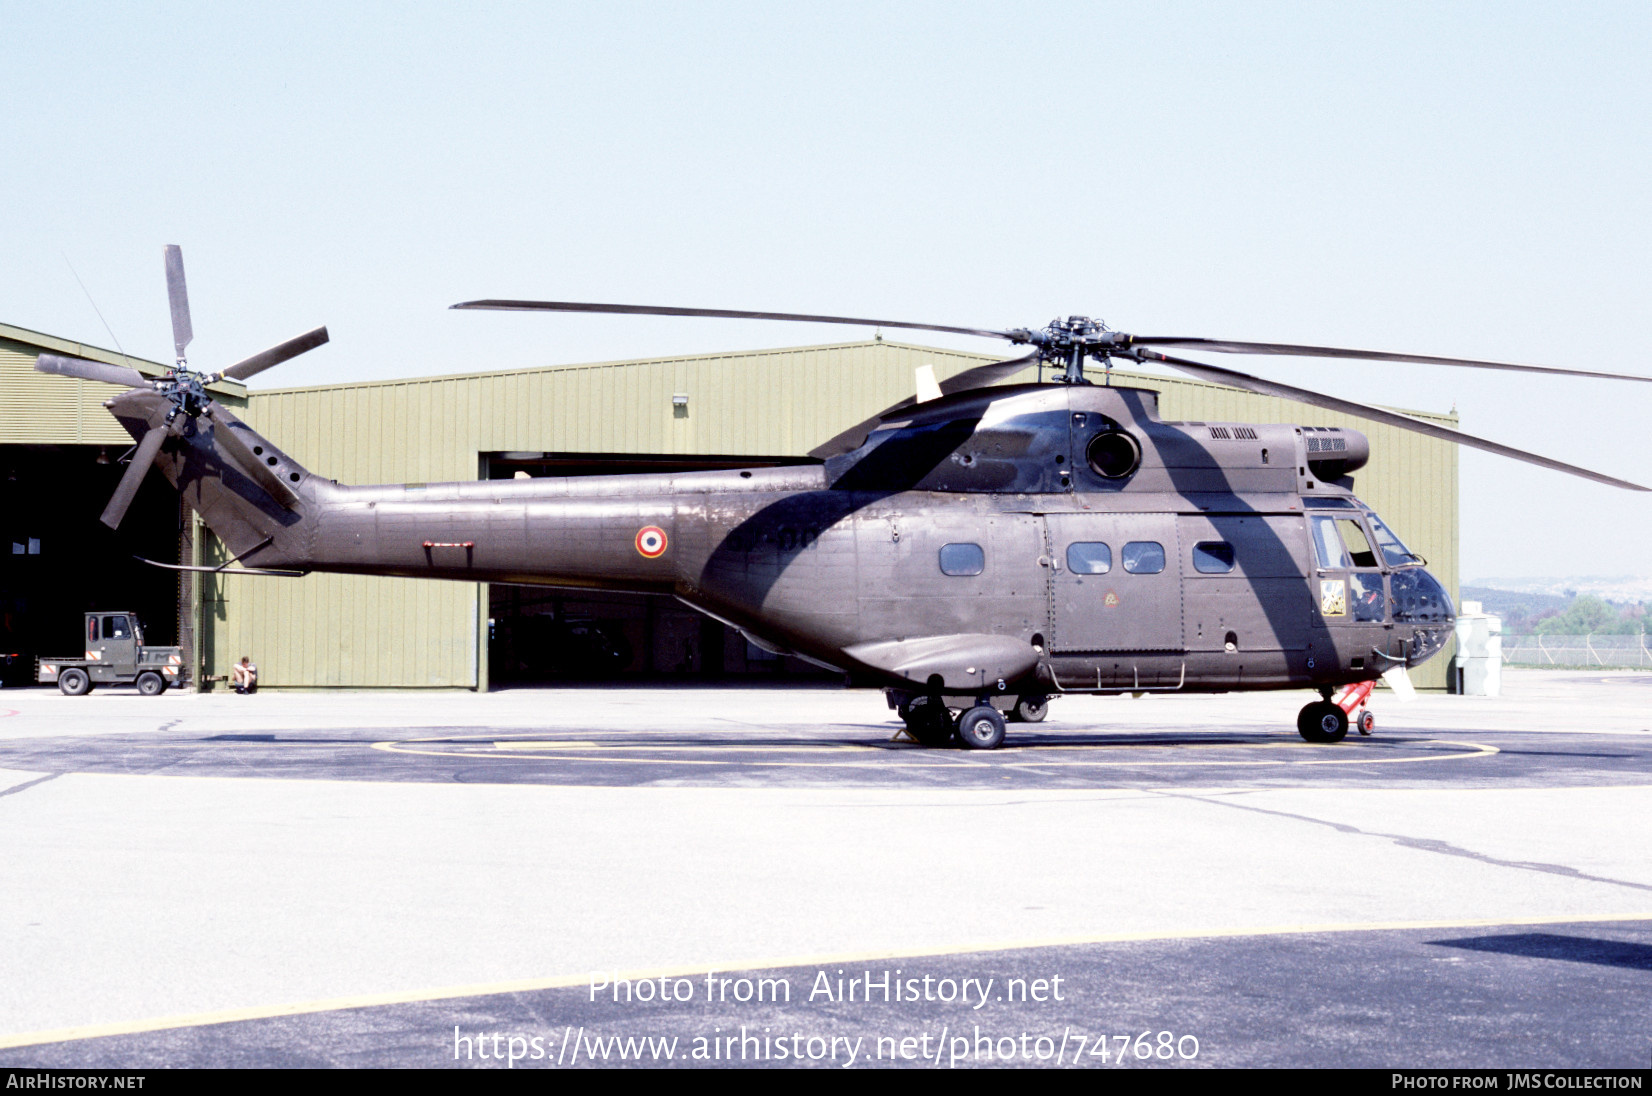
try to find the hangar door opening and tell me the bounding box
[482,452,833,685]
[0,445,181,686]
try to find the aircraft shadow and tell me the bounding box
[1428,932,1652,972]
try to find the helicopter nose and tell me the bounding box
[1392,566,1455,664]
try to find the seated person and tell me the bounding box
[232,657,258,694]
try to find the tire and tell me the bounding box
[58,668,91,696]
[904,697,955,747]
[136,671,165,696]
[1010,694,1048,723]
[1297,700,1349,743]
[957,705,1007,750]
[1357,709,1376,735]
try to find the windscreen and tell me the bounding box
[1365,512,1421,566]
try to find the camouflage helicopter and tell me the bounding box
[35,248,1651,749]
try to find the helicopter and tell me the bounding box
[33,247,1652,749]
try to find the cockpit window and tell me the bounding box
[1365,512,1421,566]
[1336,520,1377,568]
[1310,516,1350,570]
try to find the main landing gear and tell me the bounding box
[1297,681,1377,743]
[897,694,1020,750]
[900,696,957,747]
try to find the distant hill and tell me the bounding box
[1462,581,1650,634]
[1469,576,1652,604]
[1460,586,1573,620]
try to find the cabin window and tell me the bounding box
[103,615,130,639]
[1065,542,1111,574]
[87,617,99,643]
[1336,519,1378,568]
[1122,541,1165,574]
[938,542,985,576]
[1310,515,1351,569]
[1192,541,1235,573]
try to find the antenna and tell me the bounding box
[62,253,137,375]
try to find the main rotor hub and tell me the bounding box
[1012,315,1130,384]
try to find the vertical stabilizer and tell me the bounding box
[104,388,322,570]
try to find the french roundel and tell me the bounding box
[635,525,668,558]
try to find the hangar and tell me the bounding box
[0,324,1460,691]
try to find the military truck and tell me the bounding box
[36,612,183,696]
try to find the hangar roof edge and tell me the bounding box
[247,338,1456,426]
[0,320,248,398]
[249,340,994,394]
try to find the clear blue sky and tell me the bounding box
[3,1,1648,579]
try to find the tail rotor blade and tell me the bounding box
[100,422,171,529]
[164,245,193,361]
[35,353,148,388]
[1135,349,1650,492]
[219,326,330,382]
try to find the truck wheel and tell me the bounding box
[59,668,91,696]
[957,705,1007,750]
[136,672,165,696]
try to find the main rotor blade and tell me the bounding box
[808,352,1040,459]
[220,326,330,382]
[100,421,171,529]
[450,299,1014,342]
[1128,336,1652,384]
[35,352,148,388]
[1134,349,1650,492]
[164,245,193,360]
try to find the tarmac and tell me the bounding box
[0,669,1648,1069]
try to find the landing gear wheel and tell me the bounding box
[58,668,91,697]
[904,697,956,747]
[1010,694,1048,723]
[1357,709,1375,735]
[1297,700,1349,743]
[136,671,166,696]
[956,705,1007,750]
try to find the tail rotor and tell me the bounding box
[34,245,330,528]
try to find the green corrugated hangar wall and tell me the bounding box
[204,340,1460,690]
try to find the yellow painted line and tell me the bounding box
[492,741,603,750]
[372,736,1497,769]
[3,909,1648,1050]
[490,741,860,753]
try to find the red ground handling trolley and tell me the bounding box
[1336,680,1377,736]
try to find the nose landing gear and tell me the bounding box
[1297,700,1349,743]
[1298,680,1377,742]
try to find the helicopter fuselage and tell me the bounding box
[111,379,1455,703]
